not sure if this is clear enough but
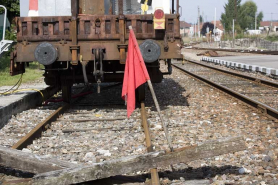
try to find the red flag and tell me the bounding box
[122,29,150,118]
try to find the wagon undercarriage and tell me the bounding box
[10,0,183,102]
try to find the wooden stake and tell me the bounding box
[141,102,160,185]
[147,80,174,152]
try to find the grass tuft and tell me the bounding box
[265,34,278,42]
[0,56,43,87]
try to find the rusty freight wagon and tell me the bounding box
[10,0,182,102]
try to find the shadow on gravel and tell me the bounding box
[145,78,189,110]
[68,78,189,110]
[81,165,241,184]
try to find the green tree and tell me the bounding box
[238,1,263,30]
[220,0,241,32]
[256,12,263,28]
[199,15,203,23]
[0,0,20,24]
[0,0,19,41]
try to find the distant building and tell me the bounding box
[246,30,262,35]
[212,21,224,31]
[180,21,191,37]
[190,23,204,37]
[260,21,278,32]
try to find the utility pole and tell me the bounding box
[214,8,216,38]
[234,0,237,20]
[193,23,195,41]
[255,13,257,30]
[198,6,200,38]
[183,18,185,37]
[195,23,197,41]
[233,19,235,48]
[271,12,273,32]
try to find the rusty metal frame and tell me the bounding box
[16,14,180,42]
[10,50,25,76]
[176,0,179,15]
[70,0,79,65]
[12,0,183,75]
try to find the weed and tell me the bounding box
[0,56,43,86]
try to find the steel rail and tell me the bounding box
[12,103,70,150]
[187,59,278,89]
[172,64,278,120]
[191,47,278,55]
[12,83,122,150]
[12,84,162,183]
[8,86,60,150]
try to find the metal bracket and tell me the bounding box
[10,51,25,76]
[60,39,67,46]
[0,40,14,57]
[39,61,69,71]
[117,44,127,64]
[22,40,29,46]
[69,45,80,50]
[69,45,80,65]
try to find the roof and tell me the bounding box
[260,21,278,27]
[211,21,224,31]
[180,21,191,28]
[190,23,204,29]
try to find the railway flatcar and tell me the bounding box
[9,0,183,102]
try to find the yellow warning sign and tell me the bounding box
[154,20,165,29]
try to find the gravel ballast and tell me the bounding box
[0,61,277,184]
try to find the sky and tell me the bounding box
[179,0,278,24]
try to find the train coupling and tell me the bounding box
[93,48,105,94]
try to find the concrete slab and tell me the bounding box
[0,84,58,128]
[214,56,278,69]
[202,55,278,77]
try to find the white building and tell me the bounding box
[246,30,262,35]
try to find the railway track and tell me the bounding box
[172,60,278,121]
[191,47,278,55]
[1,63,277,184]
[6,83,161,184]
